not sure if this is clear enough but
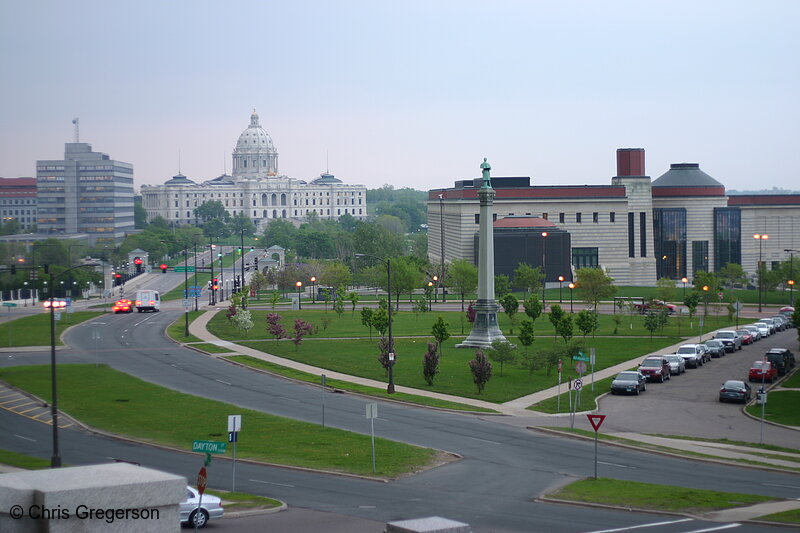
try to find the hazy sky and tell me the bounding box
[1,1,798,193]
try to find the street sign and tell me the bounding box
[557,359,562,373]
[734,301,743,312]
[366,402,378,419]
[174,266,196,272]
[573,352,590,362]
[197,466,207,495]
[590,347,596,365]
[183,299,191,309]
[192,440,227,454]
[575,361,587,374]
[2,302,17,307]
[228,414,242,432]
[587,414,606,432]
[573,378,583,390]
[228,431,238,443]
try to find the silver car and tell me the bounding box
[742,325,762,341]
[180,486,224,528]
[714,330,742,352]
[676,344,704,368]
[663,354,686,375]
[753,322,771,337]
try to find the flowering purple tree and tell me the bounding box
[291,319,315,350]
[266,313,286,341]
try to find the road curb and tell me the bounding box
[221,501,288,519]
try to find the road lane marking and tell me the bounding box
[597,461,634,468]
[277,396,300,402]
[465,436,501,445]
[249,479,295,488]
[762,482,800,490]
[14,434,35,442]
[683,525,740,532]
[583,518,694,533]
[215,379,232,385]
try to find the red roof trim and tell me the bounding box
[727,195,800,206]
[431,186,626,200]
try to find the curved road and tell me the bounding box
[0,309,798,532]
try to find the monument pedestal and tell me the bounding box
[456,299,507,348]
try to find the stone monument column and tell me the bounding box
[457,158,509,348]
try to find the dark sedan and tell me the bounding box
[703,340,726,358]
[610,371,647,395]
[719,380,752,403]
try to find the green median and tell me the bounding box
[746,390,800,427]
[0,311,105,347]
[0,365,440,478]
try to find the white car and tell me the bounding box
[180,486,223,528]
[676,344,705,368]
[753,322,771,338]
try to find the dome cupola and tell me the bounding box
[232,109,279,179]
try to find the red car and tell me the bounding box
[639,356,671,383]
[635,300,677,314]
[736,330,754,345]
[748,360,777,383]
[112,299,133,314]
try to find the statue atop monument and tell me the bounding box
[480,157,492,188]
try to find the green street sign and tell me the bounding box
[174,266,196,273]
[192,440,227,454]
[2,302,17,307]
[573,351,590,362]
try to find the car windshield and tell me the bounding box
[716,332,734,338]
[706,341,722,347]
[677,347,695,354]
[736,331,749,335]
[616,372,638,380]
[640,360,661,367]
[723,380,743,388]
[665,355,680,362]
[751,362,768,369]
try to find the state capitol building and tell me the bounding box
[141,110,367,231]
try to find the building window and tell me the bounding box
[653,208,687,279]
[475,214,480,224]
[713,207,741,271]
[640,212,647,257]
[542,212,548,220]
[692,241,709,276]
[559,212,565,224]
[576,213,582,223]
[628,212,635,258]
[572,248,599,269]
[592,212,599,223]
[610,212,615,223]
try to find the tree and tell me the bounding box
[499,293,519,334]
[377,336,395,375]
[194,200,229,222]
[575,268,617,311]
[231,309,254,336]
[422,342,439,386]
[249,270,267,300]
[655,277,676,303]
[333,293,345,318]
[523,295,544,324]
[718,262,747,288]
[448,259,478,311]
[262,218,298,250]
[469,350,493,394]
[488,339,516,377]
[549,305,565,341]
[431,316,450,356]
[643,312,660,340]
[549,304,573,343]
[347,291,360,315]
[291,319,314,350]
[513,263,544,294]
[495,274,511,299]
[228,211,257,237]
[413,297,428,319]
[203,218,230,239]
[390,256,423,310]
[372,308,389,337]
[684,292,700,325]
[575,310,598,338]
[360,307,374,340]
[693,270,720,316]
[518,320,536,355]
[266,313,286,341]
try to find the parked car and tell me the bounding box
[771,316,788,330]
[663,354,686,375]
[714,330,742,352]
[758,319,777,335]
[764,317,784,332]
[778,306,795,327]
[180,486,224,528]
[735,330,754,345]
[767,348,795,368]
[703,339,726,358]
[748,360,777,383]
[610,371,648,395]
[639,356,671,383]
[764,351,788,376]
[742,325,762,341]
[676,344,705,368]
[634,299,677,314]
[112,299,133,314]
[719,380,752,403]
[753,322,771,338]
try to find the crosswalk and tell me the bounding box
[0,382,73,428]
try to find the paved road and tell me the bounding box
[0,309,798,532]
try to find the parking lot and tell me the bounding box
[598,325,798,445]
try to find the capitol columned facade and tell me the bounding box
[141,110,367,231]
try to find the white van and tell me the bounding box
[135,290,161,312]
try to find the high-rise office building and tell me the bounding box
[36,143,134,244]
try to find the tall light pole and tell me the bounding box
[296,281,303,309]
[310,276,317,304]
[209,242,216,306]
[568,283,575,313]
[356,253,394,393]
[432,275,439,303]
[541,232,548,307]
[183,247,189,337]
[240,229,246,309]
[754,234,769,313]
[785,249,798,307]
[558,275,564,303]
[438,193,446,302]
[681,277,688,302]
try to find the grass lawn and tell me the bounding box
[782,369,800,389]
[529,376,615,413]
[547,477,775,513]
[0,365,437,478]
[225,355,497,413]
[0,311,105,347]
[191,342,234,354]
[166,310,204,342]
[0,448,52,470]
[746,390,800,427]
[646,434,800,454]
[756,509,800,524]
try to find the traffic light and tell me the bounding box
[249,247,254,252]
[10,264,16,275]
[114,273,123,286]
[133,256,143,273]
[43,264,50,274]
[160,264,168,274]
[212,278,219,291]
[254,257,259,271]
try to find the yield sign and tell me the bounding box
[587,414,606,432]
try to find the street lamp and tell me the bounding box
[754,234,769,313]
[701,285,709,341]
[558,275,564,303]
[296,281,303,309]
[432,275,439,303]
[427,281,434,311]
[568,283,575,313]
[355,253,395,393]
[23,281,28,307]
[208,242,216,306]
[541,232,548,307]
[310,276,317,304]
[438,193,446,302]
[681,277,689,302]
[785,249,798,307]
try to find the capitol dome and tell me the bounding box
[232,109,279,179]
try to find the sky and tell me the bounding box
[1,1,798,193]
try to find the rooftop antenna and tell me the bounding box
[224,153,227,175]
[178,148,181,174]
[72,118,79,142]
[326,149,329,174]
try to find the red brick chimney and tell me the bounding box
[616,148,645,176]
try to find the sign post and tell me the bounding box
[590,348,596,391]
[227,415,241,491]
[586,414,606,479]
[556,359,562,413]
[195,465,208,533]
[321,374,326,428]
[366,402,378,473]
